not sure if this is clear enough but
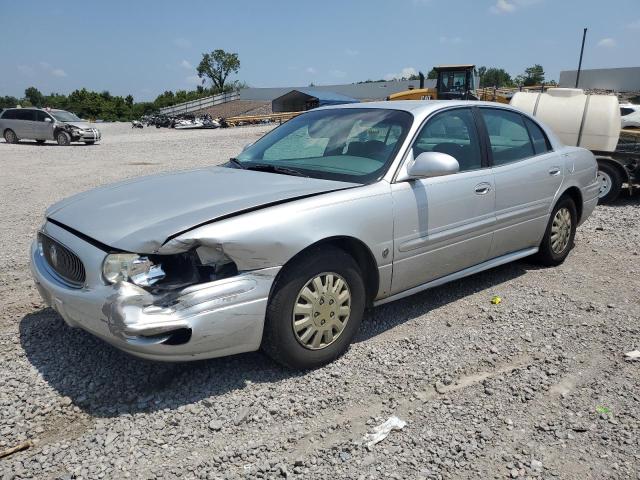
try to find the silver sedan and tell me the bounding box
[30,101,599,369]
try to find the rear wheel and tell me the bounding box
[56,131,71,146]
[533,196,577,266]
[262,247,366,369]
[596,162,623,204]
[4,129,18,144]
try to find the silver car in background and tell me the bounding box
[30,101,599,369]
[1,107,101,145]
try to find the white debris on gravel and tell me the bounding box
[363,416,406,448]
[625,350,640,360]
[0,123,639,479]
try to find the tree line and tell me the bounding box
[0,49,242,121]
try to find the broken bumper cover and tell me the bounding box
[72,128,101,142]
[30,221,279,361]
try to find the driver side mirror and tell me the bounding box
[400,151,460,180]
[44,117,52,122]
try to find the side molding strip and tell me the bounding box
[373,247,538,306]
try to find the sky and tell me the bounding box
[1,0,638,101]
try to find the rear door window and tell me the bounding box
[481,109,535,165]
[15,109,35,121]
[523,117,551,155]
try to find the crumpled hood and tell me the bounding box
[64,121,96,130]
[46,166,356,253]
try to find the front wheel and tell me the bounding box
[56,131,71,146]
[4,129,18,144]
[533,196,577,266]
[596,163,622,204]
[262,247,366,369]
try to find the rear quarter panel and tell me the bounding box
[558,146,599,224]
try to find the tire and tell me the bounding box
[262,246,366,369]
[84,141,95,145]
[56,131,71,146]
[35,139,46,145]
[4,129,18,144]
[596,162,623,204]
[533,196,577,267]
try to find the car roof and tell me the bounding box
[316,99,517,115]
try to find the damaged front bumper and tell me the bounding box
[68,127,101,143]
[30,221,279,361]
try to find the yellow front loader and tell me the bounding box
[387,65,511,104]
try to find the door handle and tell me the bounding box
[548,167,561,176]
[474,183,491,195]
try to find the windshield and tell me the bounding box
[235,108,413,183]
[50,110,82,122]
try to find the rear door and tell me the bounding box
[390,107,496,294]
[13,109,36,138]
[479,108,563,258]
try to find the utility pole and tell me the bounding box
[575,28,587,88]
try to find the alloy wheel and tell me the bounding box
[292,272,351,350]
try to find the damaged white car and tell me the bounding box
[31,101,599,368]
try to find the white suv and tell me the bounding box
[0,108,101,146]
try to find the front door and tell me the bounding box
[33,110,55,140]
[390,107,496,294]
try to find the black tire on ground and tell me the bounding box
[35,139,46,144]
[596,162,623,204]
[56,131,71,146]
[533,196,577,267]
[262,246,366,369]
[4,129,18,144]
[84,141,95,145]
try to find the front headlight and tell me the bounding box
[102,253,165,286]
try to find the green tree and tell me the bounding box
[427,68,438,80]
[522,64,545,86]
[0,96,19,109]
[197,49,240,93]
[125,95,134,107]
[24,87,45,107]
[480,68,513,88]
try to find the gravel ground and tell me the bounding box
[1,123,639,480]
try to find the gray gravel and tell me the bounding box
[1,123,639,479]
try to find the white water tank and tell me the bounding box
[510,88,620,152]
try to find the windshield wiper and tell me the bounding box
[244,164,308,177]
[227,157,246,169]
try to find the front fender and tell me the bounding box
[158,181,394,291]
